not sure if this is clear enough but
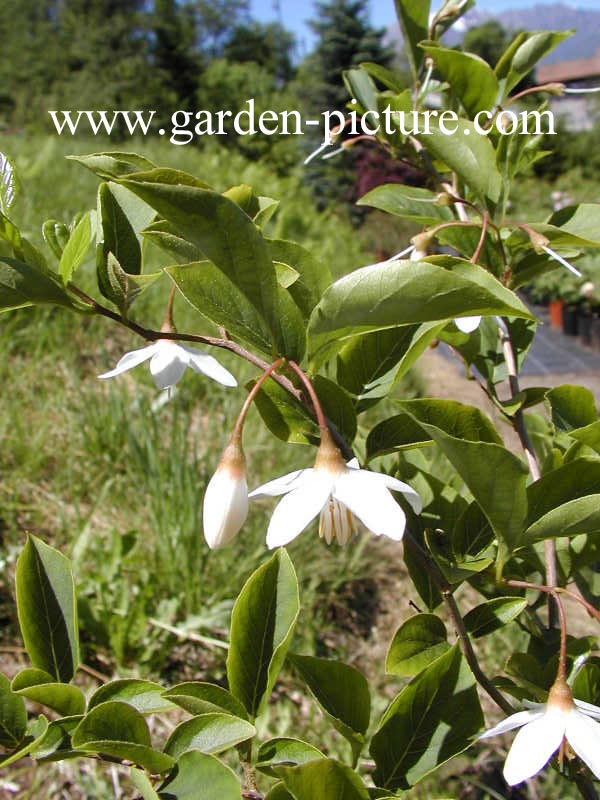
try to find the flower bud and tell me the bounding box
[410,232,434,261]
[203,438,248,549]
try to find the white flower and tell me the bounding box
[410,245,481,334]
[479,679,600,786]
[203,439,248,549]
[98,339,237,390]
[249,444,422,549]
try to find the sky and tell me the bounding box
[249,0,600,53]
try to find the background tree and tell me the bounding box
[224,21,296,84]
[151,0,201,111]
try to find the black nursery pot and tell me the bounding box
[579,310,593,346]
[562,304,579,336]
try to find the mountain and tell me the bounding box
[386,4,600,64]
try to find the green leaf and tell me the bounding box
[526,494,600,542]
[360,62,405,93]
[42,220,70,261]
[370,645,483,790]
[58,211,93,284]
[266,238,331,320]
[158,751,240,799]
[264,783,295,800]
[343,68,378,114]
[394,0,430,79]
[397,400,528,554]
[463,597,527,638]
[337,323,444,408]
[357,184,453,225]
[119,179,280,338]
[547,385,597,432]
[68,151,156,181]
[161,682,248,719]
[142,220,203,264]
[256,737,325,777]
[130,767,161,800]
[227,549,300,719]
[89,679,175,714]
[104,254,162,314]
[31,714,83,761]
[570,422,600,454]
[313,376,357,445]
[222,183,260,218]
[307,257,532,365]
[14,682,85,717]
[97,182,154,277]
[278,758,370,800]
[0,257,76,314]
[15,535,79,683]
[404,531,442,611]
[288,654,370,762]
[71,701,174,773]
[547,203,600,246]
[386,614,450,676]
[10,668,55,690]
[167,262,272,355]
[526,459,600,527]
[251,378,319,445]
[495,30,573,98]
[367,398,502,461]
[420,43,499,116]
[0,715,48,767]
[164,713,255,759]
[416,121,502,203]
[0,673,27,749]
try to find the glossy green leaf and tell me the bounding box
[255,196,279,228]
[370,645,483,790]
[288,654,370,761]
[417,121,502,203]
[398,400,528,554]
[10,668,55,690]
[97,182,154,277]
[119,179,280,336]
[266,238,331,319]
[278,758,370,800]
[15,535,79,682]
[394,0,430,79]
[404,531,442,611]
[164,713,255,759]
[526,459,600,527]
[343,68,378,114]
[313,376,357,444]
[71,701,174,773]
[357,184,453,224]
[570,422,600,454]
[256,737,325,777]
[58,211,93,283]
[251,378,319,445]
[161,682,248,719]
[547,385,597,433]
[463,597,527,638]
[89,679,175,714]
[360,62,405,93]
[0,673,27,749]
[264,783,295,800]
[68,151,156,182]
[386,614,450,676]
[158,751,240,799]
[0,257,76,314]
[143,220,203,264]
[42,219,70,260]
[0,715,48,768]
[130,767,161,800]
[167,262,272,354]
[227,549,300,719]
[15,682,85,717]
[308,256,532,365]
[367,398,502,461]
[102,252,162,314]
[222,183,260,218]
[31,714,83,761]
[548,203,600,245]
[420,42,499,116]
[495,30,573,98]
[526,494,600,541]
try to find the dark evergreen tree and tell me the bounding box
[151,0,201,109]
[192,0,250,56]
[224,21,296,84]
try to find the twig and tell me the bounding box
[148,618,229,650]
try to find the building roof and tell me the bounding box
[538,48,600,83]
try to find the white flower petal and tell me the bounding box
[98,343,158,379]
[566,709,600,779]
[149,346,188,389]
[503,709,566,786]
[346,457,360,470]
[377,472,423,514]
[266,473,333,549]
[333,469,408,541]
[183,347,237,387]
[249,469,312,498]
[455,315,481,334]
[203,468,248,549]
[574,698,600,720]
[478,708,544,740]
